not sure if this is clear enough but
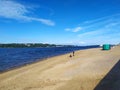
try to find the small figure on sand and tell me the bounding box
[73,51,75,56]
[69,54,72,58]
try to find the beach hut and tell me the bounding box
[102,44,111,50]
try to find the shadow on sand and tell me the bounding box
[94,60,120,90]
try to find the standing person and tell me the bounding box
[73,51,75,56]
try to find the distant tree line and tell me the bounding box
[0,43,57,48]
[0,43,75,48]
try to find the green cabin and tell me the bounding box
[102,44,111,50]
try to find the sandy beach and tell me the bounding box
[0,46,120,90]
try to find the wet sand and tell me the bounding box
[0,46,120,90]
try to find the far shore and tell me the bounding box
[0,46,120,90]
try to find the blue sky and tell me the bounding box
[0,0,120,45]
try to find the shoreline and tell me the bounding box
[0,46,120,90]
[0,47,99,74]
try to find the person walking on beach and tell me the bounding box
[73,51,75,56]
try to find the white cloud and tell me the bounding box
[30,18,55,26]
[73,27,82,32]
[65,26,82,32]
[0,0,55,26]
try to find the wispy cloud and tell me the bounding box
[77,21,120,44]
[78,29,103,38]
[105,22,120,28]
[0,0,55,26]
[65,26,82,32]
[83,13,120,24]
[77,13,120,36]
[83,14,120,30]
[65,13,120,34]
[73,27,82,32]
[65,13,120,44]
